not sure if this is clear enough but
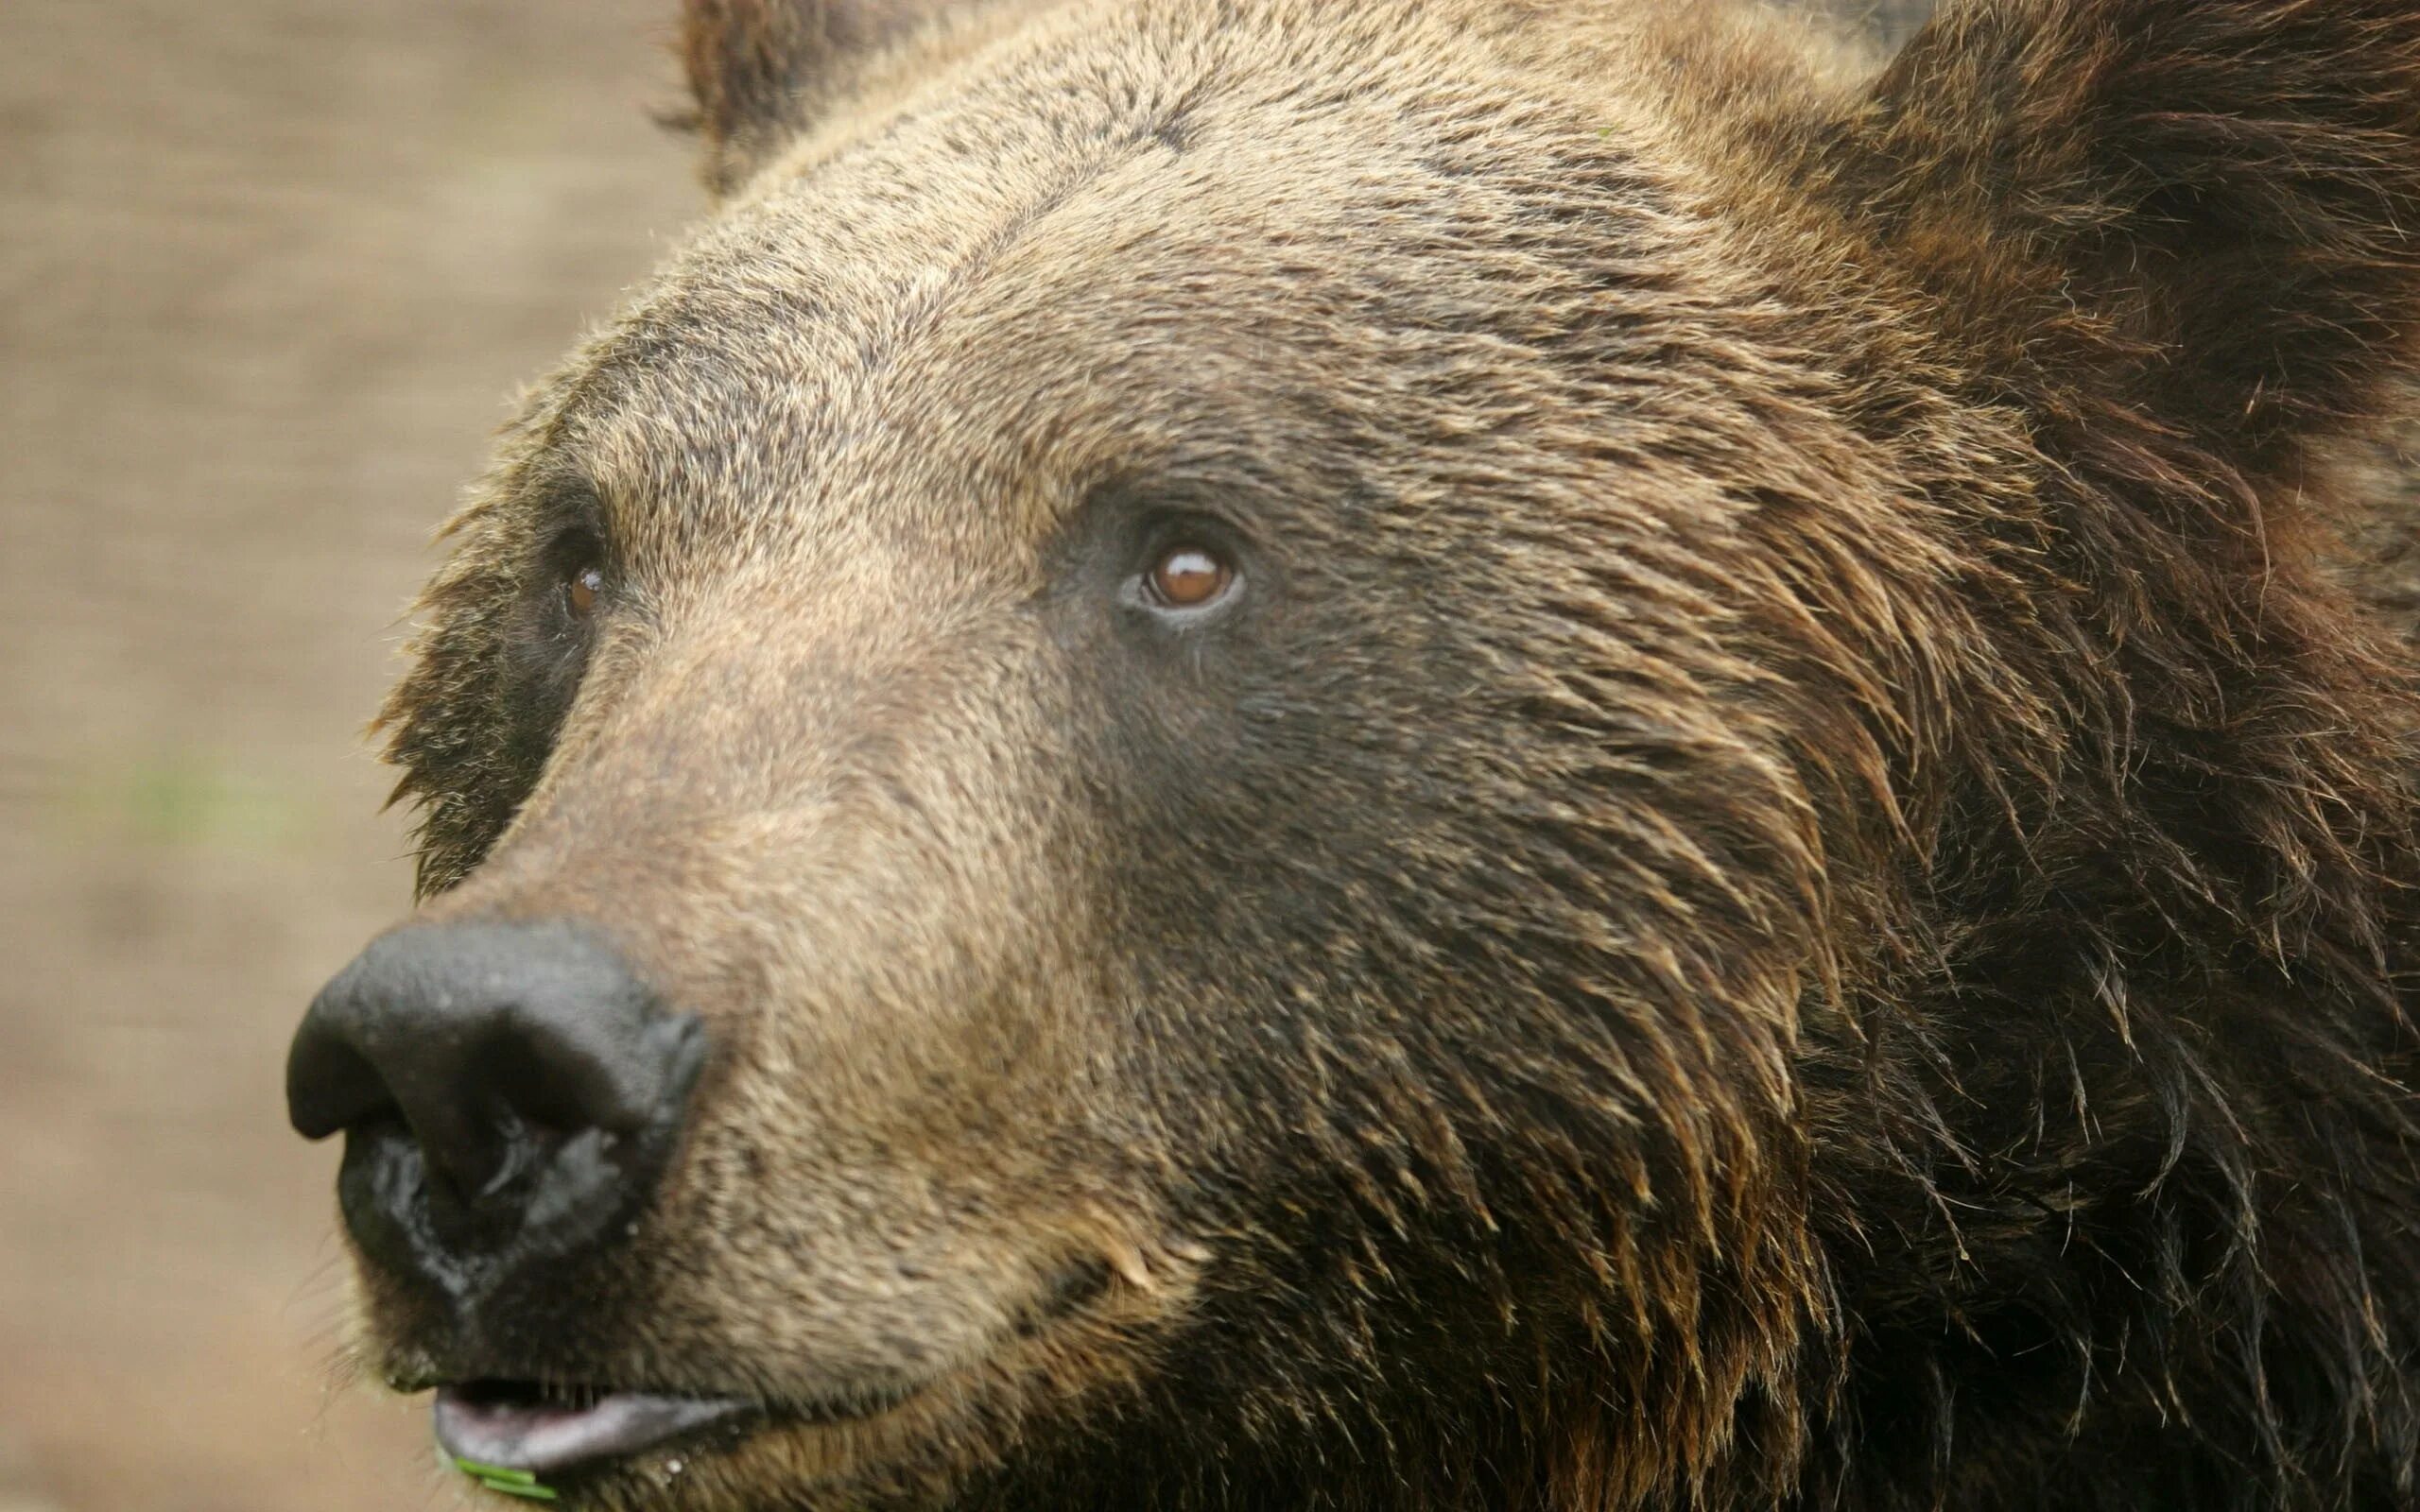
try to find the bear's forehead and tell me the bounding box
[532,2,1702,561]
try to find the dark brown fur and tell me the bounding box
[346,2,2420,1508]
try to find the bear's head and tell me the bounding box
[287,2,2420,1508]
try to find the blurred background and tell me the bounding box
[0,3,1935,1510]
[0,2,697,1506]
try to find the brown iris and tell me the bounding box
[1147,545,1234,610]
[566,564,605,619]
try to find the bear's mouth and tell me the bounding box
[430,1370,941,1486]
[419,1261,1126,1483]
[432,1379,769,1479]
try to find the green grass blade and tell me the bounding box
[475,1476,560,1501]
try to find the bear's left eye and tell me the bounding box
[1143,544,1236,612]
[565,563,606,620]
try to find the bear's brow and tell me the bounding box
[508,457,610,542]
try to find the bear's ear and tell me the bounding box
[677,0,980,194]
[1834,0,2420,479]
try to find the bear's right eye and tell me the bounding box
[540,521,609,627]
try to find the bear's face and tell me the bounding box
[354,7,1883,1504]
[296,0,2420,1507]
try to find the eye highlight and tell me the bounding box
[1144,544,1236,612]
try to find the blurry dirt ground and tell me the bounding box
[0,2,697,1507]
[0,5,1974,1512]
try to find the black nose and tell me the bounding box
[287,919,706,1293]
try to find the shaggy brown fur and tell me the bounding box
[337,1,2420,1508]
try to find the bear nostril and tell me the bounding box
[285,1028,401,1143]
[287,919,707,1245]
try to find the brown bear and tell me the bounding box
[285,1,2420,1508]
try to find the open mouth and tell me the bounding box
[420,1265,1115,1486]
[433,1380,762,1481]
[430,1372,933,1487]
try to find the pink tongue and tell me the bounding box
[434,1384,752,1476]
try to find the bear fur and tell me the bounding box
[352,1,2420,1508]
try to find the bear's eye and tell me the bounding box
[565,563,606,620]
[1143,544,1235,611]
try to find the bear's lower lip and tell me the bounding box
[433,1379,759,1478]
